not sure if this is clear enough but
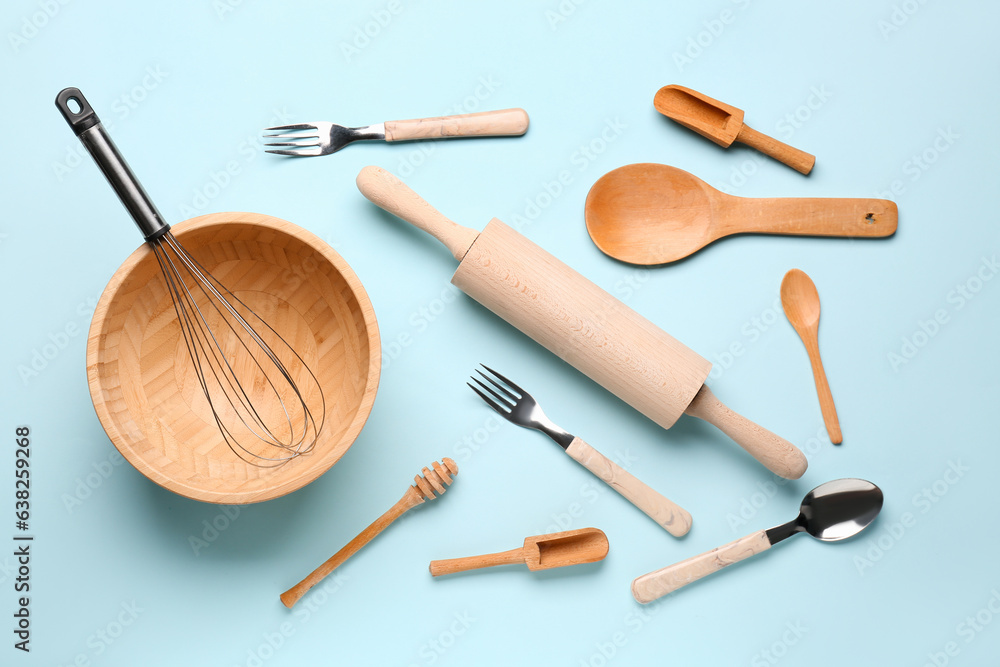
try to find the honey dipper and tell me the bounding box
[280,458,458,608]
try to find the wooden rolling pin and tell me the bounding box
[356,167,807,479]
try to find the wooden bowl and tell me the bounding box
[86,212,381,504]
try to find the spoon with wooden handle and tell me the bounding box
[280,459,458,608]
[781,269,842,444]
[585,163,897,265]
[654,85,815,174]
[632,479,883,603]
[429,528,609,576]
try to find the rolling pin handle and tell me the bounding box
[356,166,480,262]
[685,385,808,479]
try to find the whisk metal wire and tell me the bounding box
[150,232,326,467]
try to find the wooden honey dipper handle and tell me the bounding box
[280,459,458,608]
[356,166,480,262]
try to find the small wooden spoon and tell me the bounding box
[654,85,815,174]
[585,163,897,265]
[429,528,609,576]
[781,270,842,444]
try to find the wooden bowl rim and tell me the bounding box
[86,211,381,504]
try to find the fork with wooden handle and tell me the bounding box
[469,365,692,537]
[280,459,458,608]
[264,108,529,157]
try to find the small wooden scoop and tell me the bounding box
[281,459,458,608]
[429,528,609,576]
[585,163,897,265]
[781,270,842,444]
[654,85,815,174]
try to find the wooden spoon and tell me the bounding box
[429,528,609,576]
[585,163,897,265]
[780,270,842,444]
[654,85,815,174]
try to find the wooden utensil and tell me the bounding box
[781,269,842,444]
[88,212,380,504]
[280,459,458,608]
[585,163,897,265]
[357,166,808,480]
[429,528,609,576]
[654,85,815,174]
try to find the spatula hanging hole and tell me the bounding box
[865,212,876,224]
[66,97,82,114]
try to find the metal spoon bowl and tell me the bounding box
[772,478,883,543]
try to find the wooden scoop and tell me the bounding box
[585,163,897,265]
[781,269,842,444]
[429,528,609,576]
[280,459,458,608]
[654,85,815,174]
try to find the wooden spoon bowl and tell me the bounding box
[87,212,381,504]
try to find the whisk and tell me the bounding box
[56,87,324,467]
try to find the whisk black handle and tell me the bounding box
[55,87,170,242]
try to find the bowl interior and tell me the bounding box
[87,212,380,503]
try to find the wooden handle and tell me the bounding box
[565,437,692,537]
[385,108,529,141]
[631,529,771,603]
[725,195,897,239]
[684,385,807,479]
[736,124,815,174]
[356,166,480,262]
[804,341,842,444]
[280,490,420,608]
[429,547,525,576]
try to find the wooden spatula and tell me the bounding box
[585,163,897,265]
[654,85,815,175]
[429,528,609,576]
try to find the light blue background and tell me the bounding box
[2,1,998,664]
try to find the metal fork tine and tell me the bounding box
[262,133,320,140]
[467,382,510,416]
[263,139,321,148]
[264,148,324,157]
[470,377,515,411]
[480,364,527,398]
[475,368,519,403]
[264,124,317,131]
